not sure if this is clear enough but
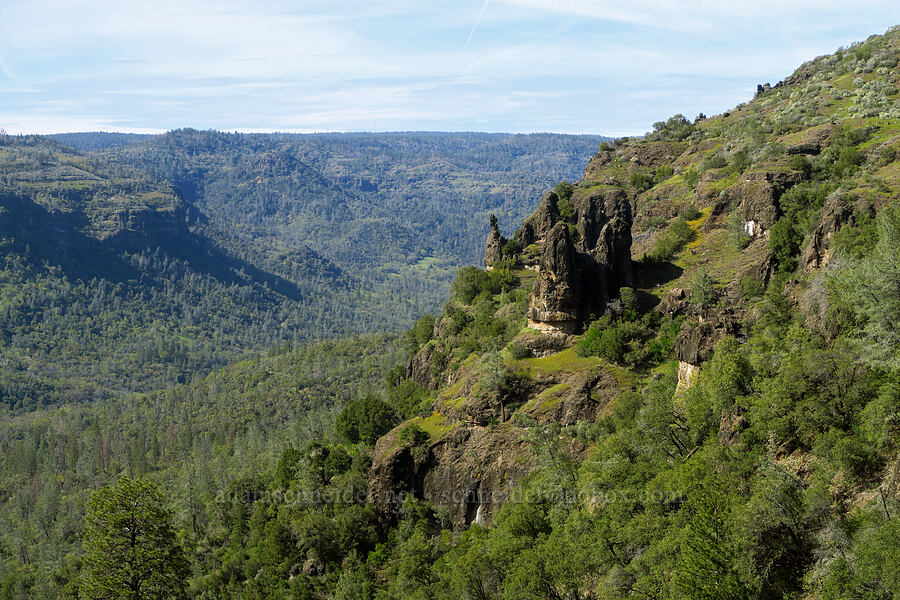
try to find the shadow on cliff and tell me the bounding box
[1,189,307,301]
[632,258,684,290]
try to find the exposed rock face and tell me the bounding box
[484,214,507,269]
[673,312,740,391]
[369,362,621,528]
[674,314,738,365]
[718,407,748,446]
[800,194,855,272]
[676,361,701,394]
[528,223,580,332]
[521,187,632,332]
[517,191,560,247]
[406,342,442,390]
[573,188,633,304]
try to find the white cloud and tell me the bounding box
[0,0,896,134]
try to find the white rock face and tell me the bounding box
[676,360,701,394]
[744,219,759,237]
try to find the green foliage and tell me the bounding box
[398,424,430,448]
[335,396,398,445]
[647,114,697,142]
[553,180,574,201]
[646,218,695,262]
[629,170,653,191]
[820,514,900,599]
[554,181,576,223]
[769,217,802,272]
[688,270,717,308]
[82,477,189,600]
[831,209,877,258]
[739,277,764,299]
[837,204,900,368]
[678,204,701,221]
[578,324,627,363]
[501,238,520,257]
[674,475,751,600]
[683,165,701,188]
[789,153,813,176]
[728,210,752,250]
[655,164,674,181]
[619,286,638,321]
[450,266,517,304]
[405,314,436,354]
[507,341,531,360]
[731,148,751,173]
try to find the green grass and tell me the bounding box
[411,412,456,440]
[515,347,602,376]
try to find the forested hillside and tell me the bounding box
[2,26,900,600]
[0,132,603,405]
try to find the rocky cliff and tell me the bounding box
[369,26,900,534]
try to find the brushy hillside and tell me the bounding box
[2,26,900,600]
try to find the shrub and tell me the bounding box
[553,180,574,201]
[688,270,717,308]
[678,204,701,221]
[739,277,765,298]
[789,154,812,176]
[502,238,520,257]
[731,148,751,173]
[702,153,728,170]
[598,142,610,152]
[655,165,674,181]
[629,171,653,191]
[451,267,492,304]
[619,287,638,321]
[683,166,701,188]
[577,325,626,363]
[398,424,429,448]
[508,342,531,360]
[728,211,751,250]
[647,114,696,142]
[646,219,695,262]
[769,218,802,273]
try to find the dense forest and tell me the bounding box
[0,132,603,406]
[2,26,900,600]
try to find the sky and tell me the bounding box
[0,1,897,136]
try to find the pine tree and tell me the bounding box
[675,477,749,600]
[81,477,189,600]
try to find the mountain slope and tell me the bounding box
[0,132,604,407]
[2,26,900,600]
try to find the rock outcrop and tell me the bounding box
[369,358,622,528]
[674,312,740,391]
[518,186,633,332]
[517,191,560,247]
[484,214,506,269]
[800,194,856,272]
[528,223,581,332]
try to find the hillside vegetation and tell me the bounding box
[2,26,900,600]
[0,132,603,406]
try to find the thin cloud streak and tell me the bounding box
[464,0,492,49]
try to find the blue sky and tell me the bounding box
[0,0,897,135]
